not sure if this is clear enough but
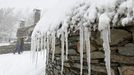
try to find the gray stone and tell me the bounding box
[55,46,61,54]
[110,29,131,45]
[128,27,134,43]
[91,51,104,59]
[0,43,30,54]
[76,42,97,54]
[91,65,106,73]
[71,63,87,69]
[118,66,134,75]
[69,56,80,61]
[72,63,80,69]
[91,65,115,75]
[64,63,71,67]
[118,43,134,56]
[68,49,77,55]
[91,60,99,64]
[95,29,131,46]
[132,32,134,43]
[111,54,134,64]
[68,35,79,42]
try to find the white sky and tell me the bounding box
[0,0,59,9]
[0,0,60,20]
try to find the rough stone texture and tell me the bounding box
[0,43,30,54]
[46,26,134,75]
[127,26,134,43]
[110,29,132,46]
[118,66,134,75]
[91,51,104,59]
[76,42,97,53]
[111,54,134,64]
[118,43,134,56]
[95,29,132,46]
[132,32,134,43]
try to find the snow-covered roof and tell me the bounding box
[31,0,134,75]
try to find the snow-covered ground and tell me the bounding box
[0,51,45,75]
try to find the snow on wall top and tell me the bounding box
[32,0,84,36]
[32,0,134,36]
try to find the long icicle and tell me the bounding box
[31,35,36,63]
[101,29,111,75]
[65,28,68,60]
[35,35,40,66]
[61,30,65,75]
[43,34,47,59]
[80,25,84,75]
[46,34,50,65]
[40,34,44,56]
[33,35,37,63]
[43,34,47,75]
[52,31,56,62]
[84,27,91,75]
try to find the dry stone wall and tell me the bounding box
[0,43,30,54]
[46,26,134,75]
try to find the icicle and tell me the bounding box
[43,34,47,59]
[65,28,68,60]
[31,33,38,66]
[35,35,40,66]
[61,30,65,75]
[84,27,91,75]
[98,13,111,75]
[46,34,50,65]
[79,25,84,75]
[40,34,44,56]
[52,31,56,62]
[43,34,47,75]
[101,29,111,75]
[31,36,36,63]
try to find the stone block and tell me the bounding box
[118,43,134,56]
[95,29,132,46]
[132,32,134,43]
[76,42,97,54]
[111,54,134,64]
[118,66,134,75]
[91,51,104,59]
[91,65,115,75]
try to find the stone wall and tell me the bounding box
[0,43,31,54]
[46,26,134,75]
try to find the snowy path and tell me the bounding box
[0,51,45,75]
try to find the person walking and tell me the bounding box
[13,38,24,54]
[13,21,25,54]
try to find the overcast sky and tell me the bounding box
[0,0,60,18]
[0,0,59,9]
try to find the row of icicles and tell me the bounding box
[31,24,111,75]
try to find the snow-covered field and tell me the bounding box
[0,51,45,75]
